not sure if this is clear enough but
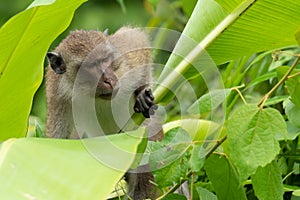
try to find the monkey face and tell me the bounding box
[47,40,121,100]
[80,42,120,99]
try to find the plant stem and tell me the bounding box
[258,55,300,108]
[204,135,227,159]
[190,173,194,200]
[288,71,300,79]
[231,85,247,104]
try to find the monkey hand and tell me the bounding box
[134,88,158,118]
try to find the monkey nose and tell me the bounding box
[97,78,118,99]
[103,78,116,89]
[98,78,116,96]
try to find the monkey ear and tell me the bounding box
[47,52,66,74]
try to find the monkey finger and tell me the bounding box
[142,110,150,118]
[134,105,141,113]
[145,88,154,100]
[134,98,147,114]
[144,96,154,105]
[138,95,150,111]
[136,98,151,118]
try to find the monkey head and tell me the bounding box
[47,30,121,100]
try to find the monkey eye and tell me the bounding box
[102,56,112,65]
[100,54,114,68]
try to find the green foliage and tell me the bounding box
[0,0,86,142]
[1,0,300,199]
[148,0,300,198]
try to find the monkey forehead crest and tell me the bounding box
[58,30,107,57]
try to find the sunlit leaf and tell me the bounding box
[0,128,146,199]
[0,0,86,142]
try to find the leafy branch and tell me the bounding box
[156,53,300,199]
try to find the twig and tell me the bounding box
[231,84,247,104]
[288,71,300,79]
[258,55,300,108]
[204,135,227,159]
[190,173,194,200]
[282,170,296,182]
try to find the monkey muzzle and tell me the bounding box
[96,70,119,100]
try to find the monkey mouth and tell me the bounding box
[96,87,119,100]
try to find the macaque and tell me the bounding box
[46,27,163,199]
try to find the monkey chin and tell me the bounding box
[96,87,119,100]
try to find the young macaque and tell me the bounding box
[46,27,163,199]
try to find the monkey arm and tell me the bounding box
[134,88,158,118]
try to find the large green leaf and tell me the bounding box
[226,104,285,180]
[0,0,86,142]
[204,154,247,200]
[210,0,300,64]
[251,160,284,200]
[154,0,300,103]
[0,128,146,199]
